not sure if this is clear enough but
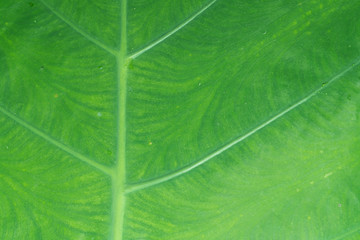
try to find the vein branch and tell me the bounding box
[38,0,117,55]
[0,106,112,175]
[125,57,360,194]
[128,0,218,59]
[331,223,360,240]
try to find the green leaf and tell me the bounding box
[1,0,360,239]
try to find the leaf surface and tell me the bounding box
[1,0,360,239]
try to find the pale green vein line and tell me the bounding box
[128,0,218,59]
[125,57,360,194]
[38,0,117,56]
[0,106,112,176]
[110,0,127,239]
[331,223,360,240]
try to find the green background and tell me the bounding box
[1,0,360,239]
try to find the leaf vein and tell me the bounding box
[0,106,112,176]
[128,0,218,59]
[38,0,117,55]
[331,223,360,240]
[125,57,360,193]
[109,0,128,239]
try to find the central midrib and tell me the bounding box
[111,0,128,239]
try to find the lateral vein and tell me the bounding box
[0,106,112,176]
[129,0,218,59]
[38,0,117,55]
[331,223,360,240]
[125,57,360,194]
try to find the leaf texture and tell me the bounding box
[1,0,360,239]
